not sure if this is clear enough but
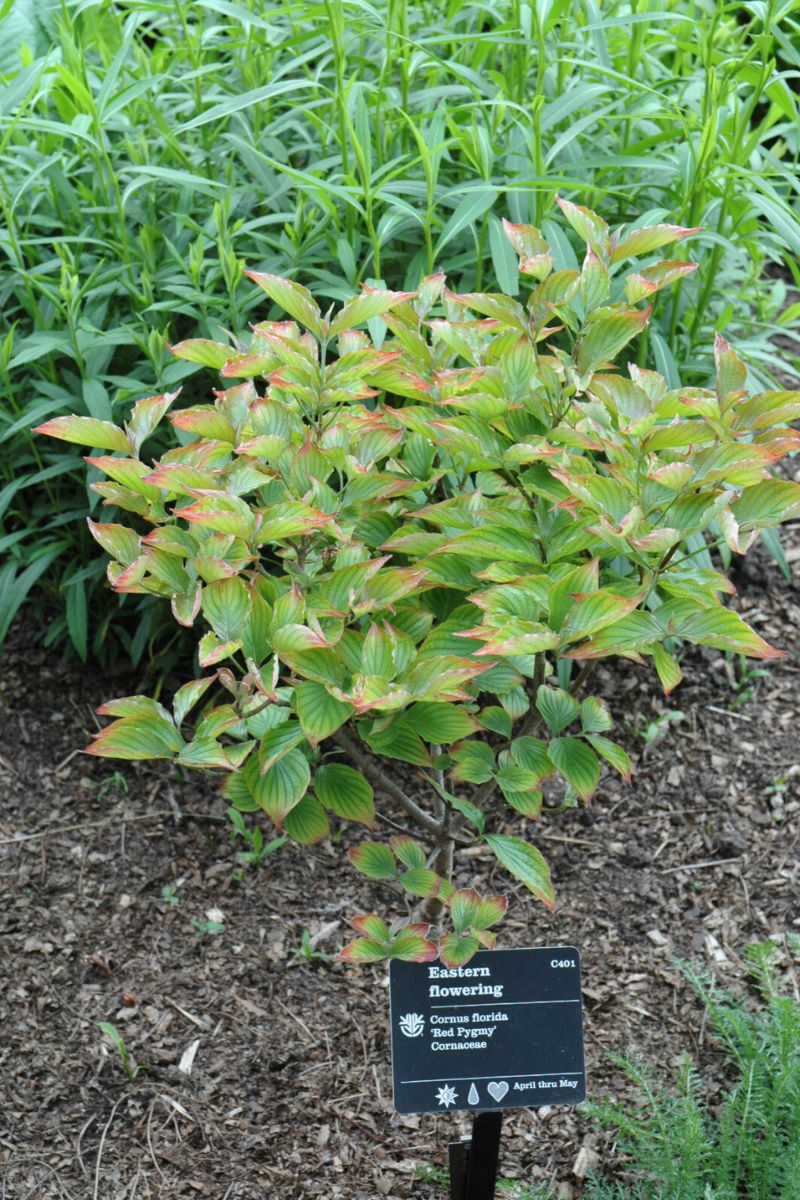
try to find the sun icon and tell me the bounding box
[435,1084,458,1108]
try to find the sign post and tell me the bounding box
[388,946,585,1198]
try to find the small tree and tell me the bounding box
[38,199,800,967]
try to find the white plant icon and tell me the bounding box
[399,1012,425,1038]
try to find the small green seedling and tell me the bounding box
[94,771,129,802]
[728,654,770,710]
[192,916,225,938]
[161,881,182,907]
[290,928,331,962]
[228,807,287,869]
[98,1021,147,1081]
[637,709,685,748]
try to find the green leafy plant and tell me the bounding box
[727,653,770,710]
[585,939,800,1199]
[93,769,129,802]
[38,203,800,966]
[290,927,332,963]
[192,915,225,939]
[635,709,685,748]
[160,881,181,907]
[228,806,287,868]
[98,1020,147,1082]
[3,0,800,659]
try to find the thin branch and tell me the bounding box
[333,727,445,836]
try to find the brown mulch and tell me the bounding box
[1,530,799,1200]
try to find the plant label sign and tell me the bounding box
[389,947,585,1114]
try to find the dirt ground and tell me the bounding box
[1,525,799,1199]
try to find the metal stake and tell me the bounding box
[448,1111,503,1200]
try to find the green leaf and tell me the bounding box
[255,748,310,826]
[390,837,426,870]
[202,578,250,643]
[580,696,613,733]
[295,682,354,743]
[503,789,543,818]
[535,687,580,734]
[339,937,388,963]
[439,931,481,968]
[258,722,305,772]
[548,737,600,801]
[611,222,699,264]
[284,794,329,844]
[437,187,498,253]
[676,607,784,660]
[246,272,323,336]
[450,741,495,783]
[389,927,439,963]
[315,764,375,826]
[400,868,442,899]
[329,288,414,337]
[510,736,555,780]
[585,735,632,782]
[169,338,233,368]
[348,841,397,880]
[86,716,183,760]
[450,889,480,933]
[652,643,682,695]
[485,834,554,907]
[34,415,130,453]
[576,307,650,378]
[404,702,478,743]
[173,677,216,727]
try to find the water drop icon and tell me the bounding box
[468,1083,479,1105]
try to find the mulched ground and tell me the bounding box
[1,528,799,1199]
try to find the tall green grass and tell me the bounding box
[1,0,799,659]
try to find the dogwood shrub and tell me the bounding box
[38,199,800,967]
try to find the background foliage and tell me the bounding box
[1,0,800,662]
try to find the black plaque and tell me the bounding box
[388,946,585,1114]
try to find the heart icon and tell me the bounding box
[487,1081,509,1103]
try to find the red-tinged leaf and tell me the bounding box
[34,415,130,453]
[652,643,682,695]
[576,306,650,378]
[439,931,481,968]
[449,889,480,934]
[676,607,785,660]
[548,736,600,801]
[329,287,416,337]
[484,834,554,908]
[390,837,427,870]
[471,895,508,931]
[348,841,397,880]
[580,248,611,311]
[96,695,171,720]
[246,271,324,336]
[198,631,241,667]
[126,390,179,452]
[349,914,390,942]
[170,405,236,443]
[585,734,632,782]
[556,196,609,247]
[502,218,550,260]
[610,223,700,264]
[87,520,141,566]
[389,930,439,963]
[315,764,375,826]
[173,676,216,726]
[625,260,698,303]
[732,479,800,529]
[168,338,235,368]
[714,333,748,403]
[284,793,329,844]
[172,584,202,627]
[179,496,254,541]
[339,937,388,964]
[559,589,643,644]
[86,715,183,760]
